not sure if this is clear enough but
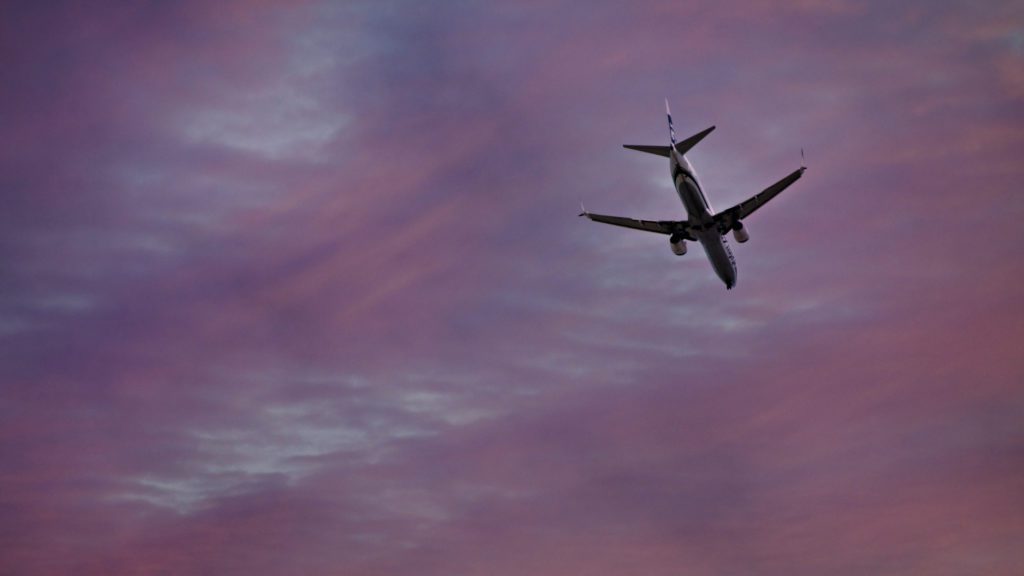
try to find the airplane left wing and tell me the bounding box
[714,166,806,230]
[579,210,687,235]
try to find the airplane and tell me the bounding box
[580,100,806,289]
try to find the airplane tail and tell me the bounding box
[666,98,677,147]
[623,126,716,158]
[622,99,715,158]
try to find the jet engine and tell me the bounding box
[732,222,750,243]
[669,233,687,256]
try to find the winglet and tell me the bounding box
[578,202,587,217]
[800,148,806,170]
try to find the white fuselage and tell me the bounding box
[670,150,737,289]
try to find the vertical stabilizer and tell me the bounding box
[665,98,676,147]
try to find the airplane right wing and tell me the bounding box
[714,166,806,230]
[579,210,689,236]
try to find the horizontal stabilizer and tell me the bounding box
[623,126,715,158]
[622,144,672,157]
[673,125,715,156]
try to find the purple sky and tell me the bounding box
[2,1,1023,574]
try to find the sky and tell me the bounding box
[1,1,1022,574]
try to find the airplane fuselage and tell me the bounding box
[670,151,737,289]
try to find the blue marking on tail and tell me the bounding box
[665,98,676,146]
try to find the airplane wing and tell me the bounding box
[714,166,806,230]
[579,210,688,236]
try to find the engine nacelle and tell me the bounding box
[669,234,687,256]
[732,222,750,243]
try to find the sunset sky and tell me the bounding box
[2,1,1022,574]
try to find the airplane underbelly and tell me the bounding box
[675,175,705,217]
[699,234,737,289]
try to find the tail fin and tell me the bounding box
[665,98,676,146]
